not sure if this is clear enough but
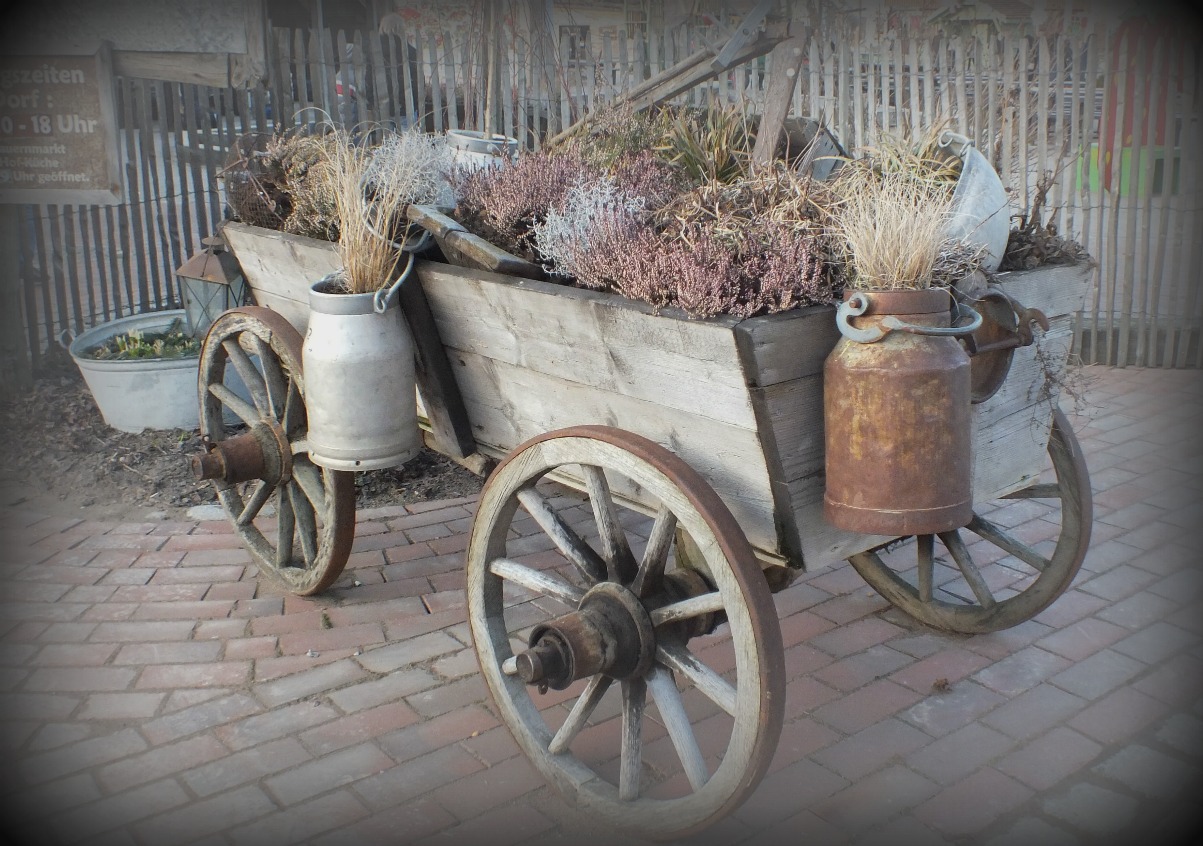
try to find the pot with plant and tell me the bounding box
[821,150,985,537]
[68,310,202,433]
[302,128,453,471]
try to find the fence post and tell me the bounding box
[0,204,34,398]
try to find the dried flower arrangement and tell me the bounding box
[450,104,840,319]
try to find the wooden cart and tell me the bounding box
[201,215,1093,838]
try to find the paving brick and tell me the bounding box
[136,661,251,689]
[1133,652,1203,707]
[994,726,1103,790]
[811,765,940,835]
[24,666,137,693]
[228,789,370,846]
[1049,648,1146,700]
[129,599,236,621]
[375,705,499,765]
[1041,782,1140,837]
[253,659,370,708]
[266,742,396,805]
[355,630,462,673]
[223,636,278,660]
[97,734,228,793]
[426,754,544,821]
[309,798,458,846]
[1067,685,1170,744]
[78,692,166,720]
[113,641,223,665]
[19,727,148,785]
[811,644,912,692]
[812,679,924,734]
[914,768,1033,837]
[900,680,1006,737]
[982,816,1080,846]
[88,621,197,643]
[405,674,489,718]
[888,646,993,693]
[980,682,1089,740]
[133,785,277,844]
[299,701,421,756]
[811,717,931,781]
[278,621,387,656]
[35,642,119,667]
[216,700,339,751]
[140,692,261,745]
[972,646,1072,697]
[50,779,191,844]
[181,737,313,797]
[1110,620,1198,665]
[806,616,906,659]
[906,722,1016,785]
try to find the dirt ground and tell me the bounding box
[0,348,484,523]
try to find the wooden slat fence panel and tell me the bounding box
[9,13,1200,373]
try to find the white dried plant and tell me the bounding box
[365,129,455,209]
[533,176,647,281]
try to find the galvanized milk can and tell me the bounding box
[823,289,982,536]
[302,257,421,471]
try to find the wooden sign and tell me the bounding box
[0,47,122,205]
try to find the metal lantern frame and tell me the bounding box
[177,234,248,338]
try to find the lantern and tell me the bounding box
[177,235,247,337]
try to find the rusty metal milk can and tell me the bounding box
[823,289,982,536]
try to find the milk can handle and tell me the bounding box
[372,251,416,314]
[836,294,983,344]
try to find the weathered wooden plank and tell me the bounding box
[416,262,755,428]
[221,222,339,335]
[407,206,545,280]
[439,348,777,552]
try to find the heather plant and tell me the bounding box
[451,148,599,259]
[532,176,648,283]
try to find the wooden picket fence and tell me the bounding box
[9,10,1201,378]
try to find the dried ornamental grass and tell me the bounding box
[828,170,955,291]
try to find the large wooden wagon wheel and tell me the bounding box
[850,408,1091,633]
[195,307,355,595]
[467,426,784,839]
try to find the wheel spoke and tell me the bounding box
[248,333,288,419]
[581,464,637,583]
[549,675,612,755]
[619,678,646,801]
[283,381,304,436]
[631,506,676,598]
[489,558,584,606]
[237,479,274,526]
[967,514,1050,572]
[656,641,737,716]
[276,486,296,568]
[209,382,260,426]
[289,481,318,568]
[221,338,270,416]
[917,534,934,603]
[938,529,996,608]
[516,487,607,583]
[291,462,328,514]
[647,666,709,791]
[650,592,724,627]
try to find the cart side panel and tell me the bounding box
[222,222,339,336]
[743,262,1094,571]
[416,262,783,553]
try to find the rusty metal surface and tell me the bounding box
[824,290,973,536]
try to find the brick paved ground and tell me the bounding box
[1,365,1200,846]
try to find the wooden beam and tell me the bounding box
[751,33,809,167]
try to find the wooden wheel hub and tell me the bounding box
[191,420,293,486]
[516,582,656,691]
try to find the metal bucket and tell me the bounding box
[941,131,1010,272]
[823,289,980,536]
[445,129,518,171]
[302,274,421,471]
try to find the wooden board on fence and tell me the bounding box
[221,221,339,335]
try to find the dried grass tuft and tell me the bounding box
[827,170,954,291]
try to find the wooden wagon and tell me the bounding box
[198,213,1093,838]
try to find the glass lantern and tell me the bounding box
[176,234,247,338]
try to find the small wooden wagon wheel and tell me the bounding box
[195,307,355,595]
[849,408,1091,633]
[466,426,784,839]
